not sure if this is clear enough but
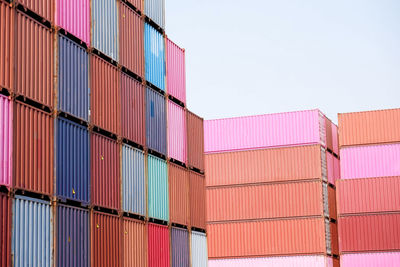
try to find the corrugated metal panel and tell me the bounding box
[338,108,400,147]
[169,163,189,225]
[327,151,334,185]
[144,0,165,29]
[332,124,338,155]
[91,133,120,210]
[337,177,400,214]
[207,217,328,258]
[57,205,89,267]
[91,211,121,267]
[205,145,326,187]
[122,144,146,216]
[171,227,189,267]
[120,2,144,77]
[330,222,339,256]
[148,154,168,221]
[15,11,54,108]
[167,100,187,163]
[148,223,169,267]
[123,218,147,267]
[0,193,11,267]
[91,0,119,61]
[146,87,167,155]
[120,73,145,146]
[325,219,331,255]
[187,111,204,171]
[333,155,340,182]
[325,117,333,153]
[328,186,337,220]
[14,102,54,195]
[12,196,53,267]
[126,0,143,12]
[341,252,400,267]
[56,117,90,203]
[191,231,208,267]
[0,95,12,187]
[340,143,400,179]
[0,1,13,91]
[58,34,89,121]
[90,54,119,134]
[16,0,54,22]
[56,0,90,45]
[190,171,206,229]
[145,23,165,90]
[339,213,400,252]
[166,38,186,104]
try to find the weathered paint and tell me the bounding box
[148,223,169,267]
[146,87,167,155]
[191,231,208,267]
[145,23,165,90]
[123,218,147,267]
[0,192,11,267]
[187,110,204,171]
[171,227,189,267]
[169,163,189,226]
[0,94,12,187]
[0,0,14,91]
[167,100,187,163]
[190,171,206,229]
[147,154,169,221]
[166,37,186,104]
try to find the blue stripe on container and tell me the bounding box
[145,23,165,91]
[146,87,167,155]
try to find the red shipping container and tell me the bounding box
[91,133,120,210]
[0,192,11,267]
[16,0,54,22]
[123,218,147,267]
[148,223,169,267]
[125,0,142,12]
[187,111,204,171]
[190,171,206,230]
[169,163,190,226]
[0,0,13,91]
[328,186,337,221]
[330,222,339,256]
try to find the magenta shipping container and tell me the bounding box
[341,252,400,267]
[0,95,12,187]
[340,143,400,179]
[166,37,186,104]
[168,100,187,163]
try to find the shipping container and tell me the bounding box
[91,211,121,267]
[187,111,204,171]
[122,144,146,216]
[328,186,337,221]
[166,38,186,104]
[12,196,53,267]
[339,213,400,252]
[126,0,143,12]
[327,151,339,185]
[15,11,54,108]
[57,34,89,121]
[91,0,119,61]
[0,193,11,267]
[341,252,400,267]
[90,54,119,134]
[56,117,90,203]
[14,102,54,195]
[56,0,90,45]
[91,133,120,210]
[16,0,54,22]
[57,205,89,267]
[144,0,165,29]
[148,223,169,267]
[0,0,13,91]
[325,117,333,153]
[190,171,206,229]
[205,145,327,187]
[340,143,400,179]
[330,222,339,256]
[0,94,12,187]
[123,218,147,267]
[120,2,144,77]
[120,73,145,146]
[146,87,167,155]
[145,23,165,90]
[169,163,189,225]
[332,124,339,155]
[207,217,331,258]
[168,100,187,163]
[338,108,400,147]
[148,154,168,221]
[191,231,208,267]
[171,227,189,267]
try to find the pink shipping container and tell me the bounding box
[16,0,54,22]
[0,95,12,187]
[56,0,90,45]
[168,100,187,163]
[327,152,340,185]
[332,124,339,156]
[340,143,400,179]
[341,252,400,267]
[0,0,14,91]
[166,38,186,104]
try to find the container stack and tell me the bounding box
[204,110,340,267]
[0,0,207,266]
[336,109,400,267]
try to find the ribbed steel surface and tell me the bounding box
[144,0,165,29]
[123,218,147,267]
[57,205,89,267]
[326,152,339,185]
[190,171,206,229]
[0,193,11,267]
[56,0,90,45]
[169,163,189,225]
[16,0,54,22]
[0,0,13,91]
[126,0,143,12]
[91,0,119,61]
[56,118,90,203]
[146,87,167,155]
[0,95,12,187]
[120,2,144,77]
[148,223,169,267]
[166,38,186,104]
[332,124,338,155]
[340,143,400,179]
[147,154,169,221]
[14,102,54,195]
[12,196,53,267]
[328,186,337,220]
[145,23,165,90]
[122,144,146,216]
[15,11,54,108]
[191,231,208,267]
[187,111,204,171]
[171,227,189,267]
[167,100,187,163]
[341,252,400,267]
[58,34,89,121]
[91,133,120,210]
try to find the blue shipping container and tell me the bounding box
[58,34,89,121]
[144,0,165,29]
[172,227,190,267]
[57,205,89,267]
[148,154,169,221]
[56,117,90,203]
[122,144,146,216]
[145,23,165,91]
[12,196,53,267]
[146,87,167,155]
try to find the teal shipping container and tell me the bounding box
[148,154,169,221]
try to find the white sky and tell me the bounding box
[165,0,400,123]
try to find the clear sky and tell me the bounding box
[165,0,400,123]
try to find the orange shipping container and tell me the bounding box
[169,163,190,226]
[187,111,205,171]
[16,0,54,22]
[190,171,206,230]
[123,218,147,267]
[0,1,13,91]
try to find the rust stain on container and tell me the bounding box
[0,0,13,91]
[190,171,206,230]
[16,0,54,22]
[169,163,189,226]
[123,218,147,267]
[0,192,11,267]
[187,111,204,171]
[14,101,54,195]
